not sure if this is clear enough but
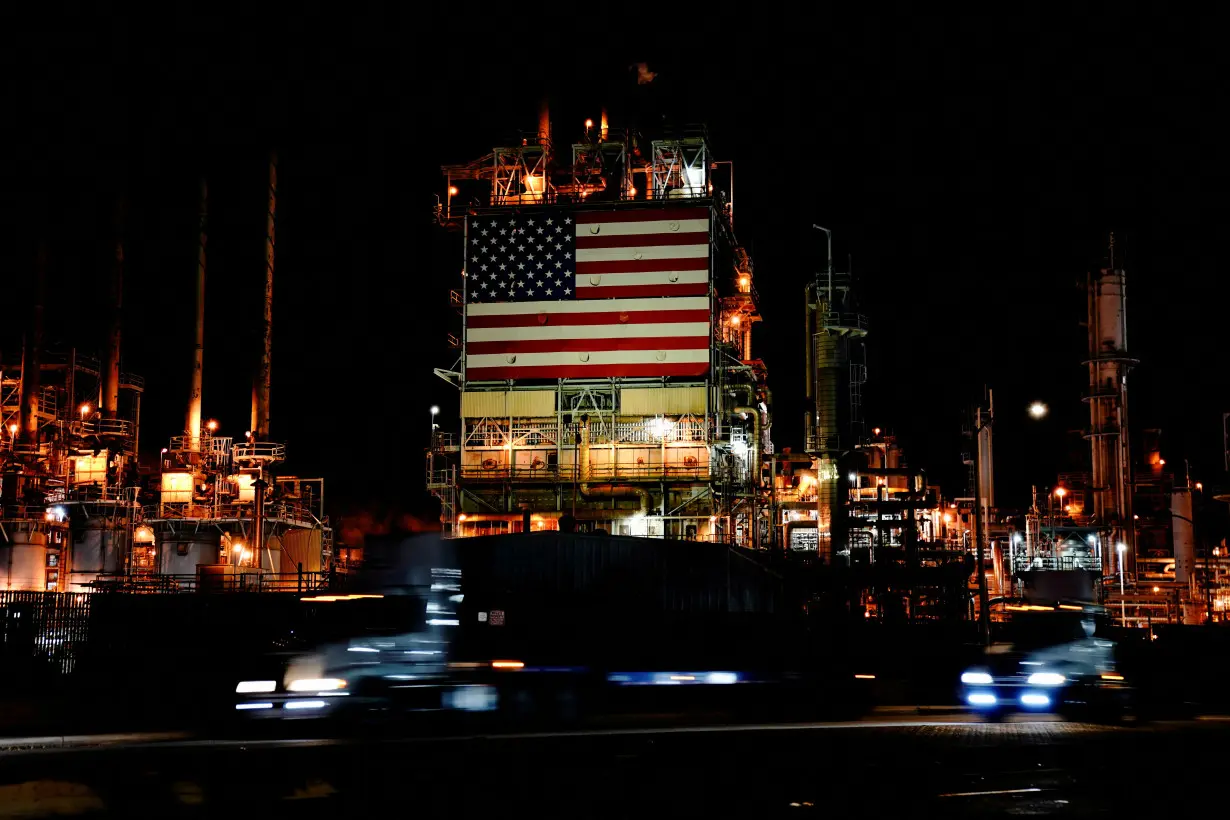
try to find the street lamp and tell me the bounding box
[430,405,439,431]
[1028,401,1048,419]
[1117,542,1128,624]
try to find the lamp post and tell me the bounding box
[1117,542,1128,625]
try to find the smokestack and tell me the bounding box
[18,243,47,444]
[101,197,124,418]
[252,151,276,440]
[187,179,207,446]
[600,108,609,141]
[538,97,551,146]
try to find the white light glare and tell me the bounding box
[284,699,328,710]
[1020,693,1051,707]
[287,678,346,692]
[235,680,277,693]
[1027,672,1065,686]
[961,671,993,685]
[235,702,274,710]
[967,693,997,706]
[706,672,738,684]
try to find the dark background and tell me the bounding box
[6,9,1228,536]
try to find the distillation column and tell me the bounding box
[1084,255,1136,578]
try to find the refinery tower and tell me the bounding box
[429,106,770,546]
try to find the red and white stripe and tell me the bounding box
[574,207,710,299]
[465,296,711,381]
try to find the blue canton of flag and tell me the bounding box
[466,210,575,303]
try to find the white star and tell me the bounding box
[470,272,479,279]
[554,226,563,233]
[480,229,489,236]
[472,237,480,244]
[536,263,544,270]
[490,220,497,226]
[565,252,572,259]
[517,227,526,234]
[563,234,571,242]
[554,243,562,250]
[526,288,535,296]
[499,264,507,270]
[526,219,534,226]
[554,278,562,286]
[481,282,489,289]
[480,264,488,271]
[516,280,525,287]
[536,244,544,251]
[499,245,507,252]
[545,288,553,295]
[499,228,507,235]
[518,244,525,251]
[564,217,572,225]
[546,218,554,225]
[471,256,479,262]
[536,227,544,235]
[564,287,572,294]
[489,272,498,280]
[517,263,525,270]
[554,262,562,269]
[535,279,543,286]
[508,289,516,297]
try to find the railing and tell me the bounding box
[168,434,234,457]
[70,418,134,439]
[119,372,145,391]
[462,419,711,449]
[63,485,140,504]
[233,441,287,461]
[146,499,321,523]
[459,465,710,482]
[86,571,336,594]
[821,312,869,333]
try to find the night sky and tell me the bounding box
[8,11,1229,532]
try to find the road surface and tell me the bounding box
[0,712,1224,817]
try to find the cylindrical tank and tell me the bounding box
[1172,487,1195,585]
[1,530,48,591]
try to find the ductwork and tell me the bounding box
[577,417,652,515]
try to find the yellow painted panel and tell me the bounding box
[620,386,706,416]
[462,390,555,418]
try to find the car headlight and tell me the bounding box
[236,680,277,693]
[961,671,993,685]
[1027,672,1065,686]
[287,677,347,692]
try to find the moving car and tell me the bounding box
[959,608,1135,721]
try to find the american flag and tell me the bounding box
[464,207,712,381]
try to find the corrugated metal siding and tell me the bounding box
[457,532,783,615]
[620,386,706,416]
[461,390,555,418]
[279,528,323,573]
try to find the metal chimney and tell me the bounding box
[187,179,207,446]
[101,198,124,418]
[252,152,276,440]
[18,243,47,445]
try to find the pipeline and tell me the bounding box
[577,418,652,514]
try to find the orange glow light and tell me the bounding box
[730,314,741,326]
[79,403,91,417]
[873,427,882,436]
[448,186,458,196]
[628,186,637,197]
[584,118,593,129]
[491,660,524,670]
[1054,487,1067,498]
[206,419,218,432]
[1196,482,1204,491]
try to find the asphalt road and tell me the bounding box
[0,713,1224,817]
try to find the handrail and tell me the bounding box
[233,441,287,461]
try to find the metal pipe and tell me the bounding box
[101,198,124,418]
[577,418,651,515]
[187,179,207,446]
[18,243,47,443]
[254,152,276,440]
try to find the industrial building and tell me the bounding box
[1,160,332,593]
[428,110,769,547]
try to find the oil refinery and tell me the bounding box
[1,157,333,594]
